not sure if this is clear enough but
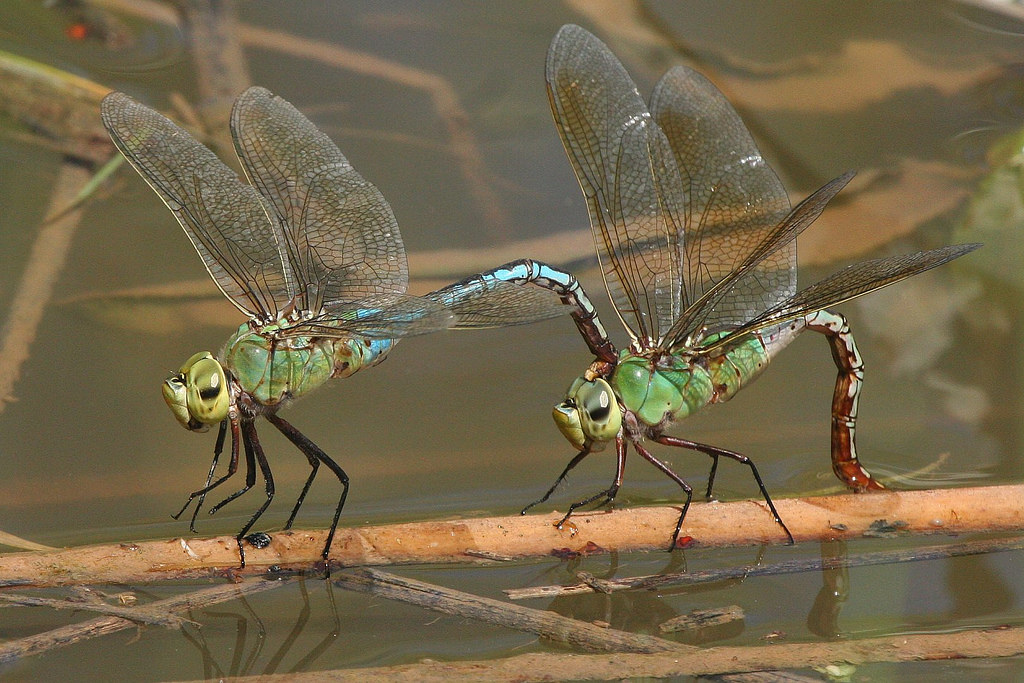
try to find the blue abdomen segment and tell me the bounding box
[612,353,714,428]
[428,259,616,363]
[221,323,392,405]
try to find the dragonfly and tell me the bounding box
[523,25,980,546]
[101,86,611,567]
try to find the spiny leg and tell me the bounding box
[805,309,884,491]
[654,434,793,544]
[555,438,628,529]
[233,419,276,568]
[266,412,349,563]
[209,418,259,515]
[263,414,321,531]
[173,419,241,532]
[632,440,693,549]
[521,444,594,514]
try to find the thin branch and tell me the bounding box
[0,593,191,628]
[506,534,1024,600]
[204,626,1024,681]
[0,484,1021,587]
[0,579,289,665]
[335,568,687,654]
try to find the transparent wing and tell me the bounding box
[547,24,687,348]
[650,66,794,340]
[230,86,409,316]
[101,92,293,320]
[700,243,981,351]
[279,293,454,339]
[426,277,567,328]
[667,172,853,348]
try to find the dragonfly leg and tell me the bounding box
[208,419,259,516]
[555,438,628,528]
[266,413,350,563]
[173,419,240,532]
[805,310,884,492]
[232,420,276,569]
[521,443,595,514]
[654,434,793,544]
[632,440,693,550]
[264,416,321,531]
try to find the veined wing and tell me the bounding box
[101,92,293,320]
[547,24,686,348]
[650,66,794,341]
[230,86,409,316]
[667,172,853,349]
[279,293,454,339]
[698,243,981,353]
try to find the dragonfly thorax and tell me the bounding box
[220,322,393,407]
[611,353,715,430]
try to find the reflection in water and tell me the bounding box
[181,577,339,678]
[807,539,850,639]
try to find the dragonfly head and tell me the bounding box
[162,352,230,432]
[553,377,622,450]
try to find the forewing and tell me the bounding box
[650,66,793,337]
[547,25,685,347]
[230,87,409,316]
[279,293,454,339]
[701,243,981,349]
[101,92,292,319]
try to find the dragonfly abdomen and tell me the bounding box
[221,324,392,405]
[612,354,714,428]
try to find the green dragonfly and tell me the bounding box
[101,86,610,567]
[523,25,980,545]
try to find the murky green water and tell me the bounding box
[0,1,1021,679]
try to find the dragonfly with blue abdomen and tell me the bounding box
[101,86,611,567]
[523,25,980,546]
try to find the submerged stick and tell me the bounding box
[0,579,288,665]
[0,593,190,628]
[261,625,1024,681]
[506,534,1024,600]
[0,484,1020,586]
[334,568,687,654]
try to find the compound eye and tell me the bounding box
[577,378,621,441]
[183,353,229,425]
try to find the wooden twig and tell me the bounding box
[0,579,288,665]
[0,484,1021,587]
[334,568,688,654]
[659,605,744,633]
[0,593,190,628]
[506,534,1024,600]
[204,626,1024,681]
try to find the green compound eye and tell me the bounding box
[575,378,621,441]
[162,352,229,431]
[552,377,621,450]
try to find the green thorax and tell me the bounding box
[611,334,771,428]
[221,322,393,406]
